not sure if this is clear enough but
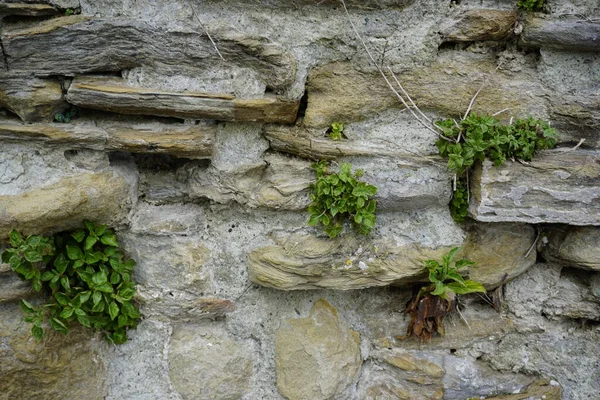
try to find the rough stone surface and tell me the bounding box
[540,226,600,271]
[0,3,59,16]
[0,302,108,400]
[462,222,536,289]
[169,323,254,400]
[470,150,600,225]
[275,299,361,400]
[521,16,600,52]
[0,75,67,122]
[441,9,517,42]
[0,268,31,302]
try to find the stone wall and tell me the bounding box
[1,0,599,399]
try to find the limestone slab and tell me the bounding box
[0,2,58,16]
[65,76,299,123]
[275,299,361,400]
[469,150,600,225]
[521,17,600,52]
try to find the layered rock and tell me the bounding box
[275,299,361,400]
[441,9,517,42]
[469,150,600,225]
[0,75,67,122]
[521,17,600,52]
[0,263,30,302]
[540,226,600,271]
[0,2,59,17]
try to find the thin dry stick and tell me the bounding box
[525,230,540,259]
[557,138,586,152]
[463,62,503,121]
[492,108,511,117]
[389,68,432,124]
[339,0,453,143]
[456,303,472,330]
[191,5,225,61]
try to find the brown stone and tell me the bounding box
[540,226,600,271]
[442,9,517,42]
[0,75,67,122]
[0,2,58,16]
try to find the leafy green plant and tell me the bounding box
[517,0,544,11]
[435,114,558,222]
[54,107,80,123]
[308,161,377,238]
[403,247,485,341]
[328,122,344,141]
[1,221,141,344]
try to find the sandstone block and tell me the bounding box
[275,299,361,400]
[0,75,67,122]
[442,9,517,42]
[0,2,58,16]
[470,150,600,225]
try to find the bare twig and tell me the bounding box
[463,63,503,121]
[456,303,471,330]
[191,5,225,61]
[525,229,540,259]
[389,68,433,124]
[492,108,511,117]
[556,138,586,152]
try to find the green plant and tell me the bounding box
[328,122,344,141]
[517,0,544,11]
[308,161,377,238]
[435,114,558,222]
[403,247,485,341]
[1,221,141,344]
[54,107,80,123]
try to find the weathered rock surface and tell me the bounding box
[521,17,600,52]
[0,263,30,302]
[169,324,254,400]
[0,75,67,122]
[469,150,600,225]
[65,76,299,123]
[304,52,547,128]
[275,299,361,400]
[549,94,600,147]
[128,202,206,236]
[0,2,58,17]
[139,296,235,322]
[0,302,108,399]
[462,222,536,289]
[540,226,600,270]
[441,9,517,42]
[477,379,561,400]
[0,119,215,158]
[2,16,297,92]
[0,169,136,239]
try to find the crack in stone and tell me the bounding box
[0,25,8,71]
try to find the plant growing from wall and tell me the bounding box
[1,221,141,344]
[54,106,80,123]
[435,114,558,221]
[328,122,344,141]
[517,0,545,12]
[308,161,378,238]
[403,247,486,342]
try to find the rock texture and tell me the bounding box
[522,17,600,52]
[275,299,361,400]
[441,9,517,42]
[0,75,67,122]
[540,226,600,271]
[470,150,600,225]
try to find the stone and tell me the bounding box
[469,150,600,225]
[138,296,235,322]
[441,9,517,42]
[128,202,206,236]
[0,119,215,159]
[275,299,361,400]
[304,51,547,128]
[2,16,297,92]
[0,2,58,16]
[0,267,31,302]
[0,75,67,122]
[0,302,108,399]
[549,94,600,148]
[169,324,254,400]
[0,169,136,239]
[477,379,561,400]
[540,226,600,271]
[65,76,299,123]
[462,222,536,289]
[521,16,600,52]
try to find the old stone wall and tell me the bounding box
[1,0,599,399]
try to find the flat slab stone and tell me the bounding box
[0,75,67,122]
[521,17,600,52]
[442,9,517,42]
[469,150,600,225]
[0,2,58,16]
[65,76,299,123]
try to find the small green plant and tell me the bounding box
[308,161,378,238]
[1,221,141,344]
[54,107,80,123]
[517,0,544,11]
[403,247,485,341]
[328,122,344,141]
[435,114,558,222]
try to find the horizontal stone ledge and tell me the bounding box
[470,150,600,225]
[0,74,67,122]
[65,76,299,123]
[137,295,236,322]
[441,9,517,42]
[521,17,600,52]
[2,16,297,91]
[0,120,215,159]
[0,2,58,16]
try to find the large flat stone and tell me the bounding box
[0,75,67,122]
[65,76,298,123]
[469,150,600,225]
[441,9,517,42]
[540,226,600,271]
[2,16,297,91]
[521,17,600,52]
[0,2,58,17]
[275,299,361,400]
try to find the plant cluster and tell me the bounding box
[1,221,141,344]
[404,247,486,341]
[328,122,344,141]
[435,114,558,222]
[517,0,544,12]
[308,161,378,238]
[54,107,80,123]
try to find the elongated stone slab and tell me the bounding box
[2,16,296,91]
[521,17,600,52]
[0,2,58,16]
[0,75,67,122]
[470,150,600,225]
[65,76,298,123]
[442,9,517,42]
[0,120,215,158]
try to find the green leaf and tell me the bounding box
[54,253,69,274]
[431,281,447,297]
[60,276,70,291]
[49,317,69,334]
[85,235,98,250]
[31,325,43,340]
[95,283,114,293]
[55,292,70,306]
[118,288,135,301]
[108,302,119,320]
[447,280,487,295]
[92,291,102,305]
[66,245,84,261]
[91,271,108,286]
[41,270,55,281]
[71,230,86,243]
[92,300,105,313]
[20,299,36,313]
[9,230,24,247]
[455,259,476,269]
[110,271,121,285]
[100,233,119,247]
[60,307,74,319]
[121,301,140,319]
[118,314,129,328]
[76,314,91,328]
[24,249,42,263]
[32,278,42,292]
